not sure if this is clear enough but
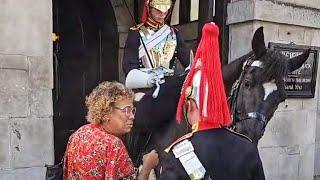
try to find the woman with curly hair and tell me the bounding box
[63,81,158,180]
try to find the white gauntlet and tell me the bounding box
[125,69,156,89]
[125,67,172,98]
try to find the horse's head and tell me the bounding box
[233,27,310,144]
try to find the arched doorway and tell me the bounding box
[52,0,119,162]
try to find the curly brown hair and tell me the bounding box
[85,81,134,124]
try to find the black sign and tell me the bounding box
[269,42,319,98]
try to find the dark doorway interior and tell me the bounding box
[52,0,119,162]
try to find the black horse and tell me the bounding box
[157,27,310,179]
[127,26,310,176]
[230,27,310,144]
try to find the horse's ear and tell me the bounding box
[287,48,311,72]
[252,27,266,58]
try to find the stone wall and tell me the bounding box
[0,0,54,179]
[227,0,320,179]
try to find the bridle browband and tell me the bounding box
[228,54,268,128]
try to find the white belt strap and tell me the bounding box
[172,140,206,180]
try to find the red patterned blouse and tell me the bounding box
[63,124,138,180]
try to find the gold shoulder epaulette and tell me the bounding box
[164,132,194,153]
[130,23,144,30]
[225,127,253,143]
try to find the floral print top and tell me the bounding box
[63,123,138,179]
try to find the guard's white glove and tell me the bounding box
[125,67,172,98]
[125,69,156,89]
[147,76,156,86]
[147,67,168,98]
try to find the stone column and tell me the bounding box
[0,0,54,179]
[227,0,320,179]
[110,0,136,83]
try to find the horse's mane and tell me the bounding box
[259,49,287,82]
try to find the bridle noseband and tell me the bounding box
[246,112,267,126]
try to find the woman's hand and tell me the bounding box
[138,150,159,180]
[142,150,159,171]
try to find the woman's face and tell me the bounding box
[105,98,135,137]
[149,7,169,23]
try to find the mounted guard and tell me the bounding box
[123,0,190,98]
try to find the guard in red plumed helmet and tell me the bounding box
[123,0,190,93]
[160,23,265,180]
[176,22,231,131]
[141,0,173,25]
